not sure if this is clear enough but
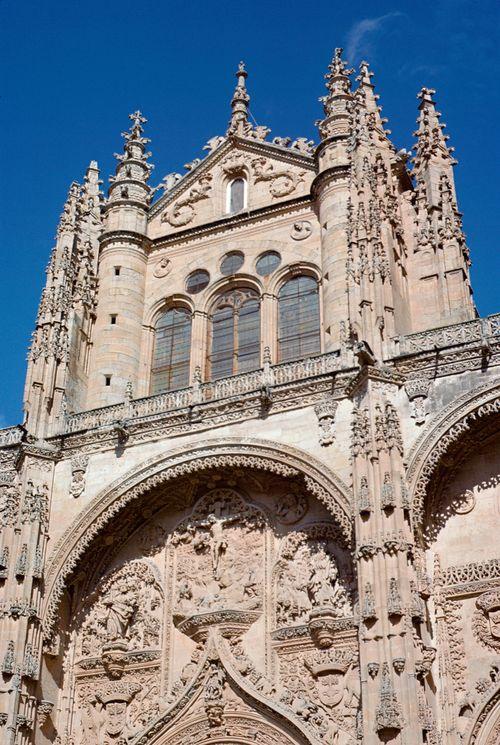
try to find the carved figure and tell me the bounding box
[274,492,308,524]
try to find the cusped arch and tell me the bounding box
[203,273,263,312]
[43,438,352,645]
[406,377,500,539]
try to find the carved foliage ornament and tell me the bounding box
[251,156,305,198]
[161,173,213,227]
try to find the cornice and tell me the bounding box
[149,196,313,250]
[99,230,150,250]
[311,165,351,199]
[346,364,404,398]
[58,368,355,457]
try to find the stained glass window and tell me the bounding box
[278,276,320,362]
[209,288,260,380]
[151,307,192,393]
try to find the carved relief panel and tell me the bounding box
[56,476,358,745]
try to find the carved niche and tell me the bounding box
[78,560,163,659]
[274,527,353,630]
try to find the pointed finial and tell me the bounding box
[413,87,457,171]
[108,111,154,205]
[354,59,393,143]
[228,61,250,136]
[357,60,374,87]
[322,48,354,103]
[317,48,354,140]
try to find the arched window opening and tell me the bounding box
[228,178,246,214]
[151,307,192,394]
[209,288,260,380]
[278,275,320,363]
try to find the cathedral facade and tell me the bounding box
[1,49,499,744]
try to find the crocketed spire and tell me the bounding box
[227,61,250,136]
[413,87,457,173]
[317,48,354,141]
[353,60,394,150]
[108,110,154,206]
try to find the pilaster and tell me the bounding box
[349,364,429,744]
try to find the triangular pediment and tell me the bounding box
[148,136,316,239]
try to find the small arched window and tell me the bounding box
[278,275,321,362]
[209,288,260,379]
[228,178,246,214]
[151,307,192,394]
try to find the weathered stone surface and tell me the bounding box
[1,50,499,745]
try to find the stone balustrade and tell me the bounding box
[392,313,500,356]
[64,350,342,435]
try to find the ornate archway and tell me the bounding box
[41,439,358,745]
[405,378,500,540]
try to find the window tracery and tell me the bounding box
[208,288,260,380]
[151,307,192,393]
[278,275,321,362]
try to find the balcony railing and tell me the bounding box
[392,313,500,356]
[63,350,342,435]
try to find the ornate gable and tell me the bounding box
[147,137,315,240]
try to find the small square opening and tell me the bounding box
[105,375,112,387]
[110,314,117,325]
[114,266,121,276]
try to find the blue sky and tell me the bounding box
[1,0,499,426]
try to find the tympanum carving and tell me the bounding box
[275,528,352,628]
[78,561,162,658]
[171,489,265,636]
